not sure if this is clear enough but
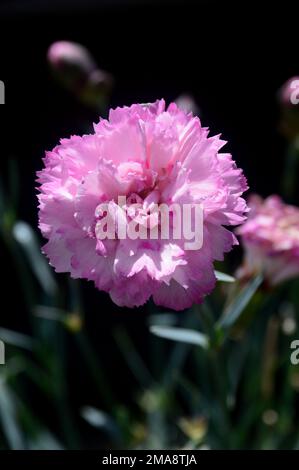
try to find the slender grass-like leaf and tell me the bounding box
[12,221,57,297]
[215,270,236,283]
[28,431,64,450]
[114,326,154,388]
[150,325,209,349]
[149,310,202,389]
[0,380,25,449]
[217,273,263,330]
[0,327,33,351]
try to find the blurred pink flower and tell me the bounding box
[48,41,97,75]
[37,100,248,309]
[237,195,299,285]
[47,41,113,108]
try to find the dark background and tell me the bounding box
[1,0,297,203]
[0,0,298,447]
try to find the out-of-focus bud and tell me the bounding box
[48,41,96,82]
[47,41,114,109]
[175,93,200,116]
[64,312,83,333]
[278,76,299,139]
[81,68,114,109]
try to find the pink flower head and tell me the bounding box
[237,195,299,285]
[37,100,248,310]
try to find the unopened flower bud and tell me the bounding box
[47,41,113,109]
[48,41,96,90]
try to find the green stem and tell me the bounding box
[75,331,116,408]
[199,303,232,448]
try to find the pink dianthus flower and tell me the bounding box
[237,195,299,285]
[37,100,248,309]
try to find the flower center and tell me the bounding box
[92,189,162,251]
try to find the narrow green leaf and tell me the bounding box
[33,306,64,322]
[81,406,121,443]
[150,325,209,348]
[0,327,33,351]
[150,311,202,389]
[215,270,236,283]
[217,273,263,329]
[12,221,57,297]
[0,380,25,449]
[28,431,64,450]
[113,326,153,388]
